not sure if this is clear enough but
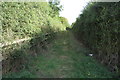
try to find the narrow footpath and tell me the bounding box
[4,31,114,78]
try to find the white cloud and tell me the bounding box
[60,0,91,25]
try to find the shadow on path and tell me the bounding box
[2,31,114,78]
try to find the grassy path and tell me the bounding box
[4,31,114,78]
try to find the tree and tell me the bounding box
[59,17,70,27]
[48,0,63,17]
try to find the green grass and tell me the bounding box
[3,31,115,78]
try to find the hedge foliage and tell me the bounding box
[1,2,67,43]
[1,2,69,74]
[72,2,120,73]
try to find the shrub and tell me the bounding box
[72,2,120,73]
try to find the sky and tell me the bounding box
[59,0,91,25]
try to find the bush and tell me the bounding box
[1,2,66,43]
[72,2,120,73]
[1,2,69,75]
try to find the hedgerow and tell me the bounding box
[1,2,68,75]
[1,2,66,43]
[72,2,120,74]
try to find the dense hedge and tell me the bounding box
[72,2,120,74]
[1,2,66,43]
[1,2,69,75]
